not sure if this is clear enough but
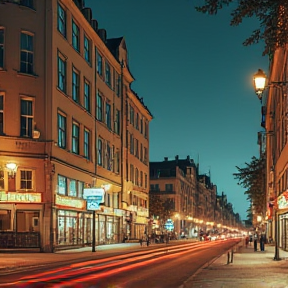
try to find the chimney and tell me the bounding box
[98,29,107,43]
[175,155,179,162]
[82,8,92,22]
[187,155,190,161]
[164,157,168,161]
[91,19,98,32]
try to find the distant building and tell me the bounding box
[0,0,152,251]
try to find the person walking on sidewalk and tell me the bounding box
[260,234,265,251]
[254,232,258,251]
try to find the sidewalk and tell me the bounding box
[184,244,288,288]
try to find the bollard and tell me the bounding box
[231,250,234,263]
[227,252,230,264]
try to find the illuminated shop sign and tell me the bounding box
[0,191,42,203]
[278,192,288,210]
[55,194,86,210]
[137,207,148,217]
[83,188,105,211]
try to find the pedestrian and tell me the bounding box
[260,234,265,251]
[254,233,258,251]
[245,236,249,248]
[139,237,143,247]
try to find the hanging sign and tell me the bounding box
[83,188,105,211]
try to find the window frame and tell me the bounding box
[72,121,80,154]
[84,34,91,63]
[57,112,66,149]
[57,2,66,38]
[84,79,90,112]
[105,102,111,130]
[72,67,80,103]
[96,92,103,121]
[20,98,33,138]
[20,31,34,75]
[72,20,80,52]
[84,128,90,160]
[0,28,4,69]
[97,138,103,166]
[20,169,33,190]
[58,52,66,93]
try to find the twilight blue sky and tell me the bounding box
[86,0,268,220]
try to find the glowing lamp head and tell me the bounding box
[253,69,267,99]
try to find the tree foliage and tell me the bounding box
[233,155,266,217]
[149,194,173,221]
[195,0,288,56]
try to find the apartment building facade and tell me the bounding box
[149,156,241,238]
[0,0,152,252]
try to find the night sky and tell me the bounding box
[86,0,268,220]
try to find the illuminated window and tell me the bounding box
[72,121,79,154]
[20,0,34,8]
[0,170,4,190]
[114,109,120,135]
[69,179,77,197]
[57,112,66,149]
[20,99,33,137]
[20,170,32,190]
[57,3,66,38]
[72,20,80,52]
[58,175,67,195]
[20,32,34,74]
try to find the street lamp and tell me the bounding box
[252,68,287,261]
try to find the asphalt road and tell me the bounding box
[0,239,240,288]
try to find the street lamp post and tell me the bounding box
[252,68,286,261]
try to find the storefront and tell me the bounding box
[0,191,43,248]
[277,191,288,251]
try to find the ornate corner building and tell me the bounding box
[0,0,152,252]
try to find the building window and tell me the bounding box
[0,170,4,190]
[115,73,120,97]
[97,53,103,76]
[135,168,139,186]
[69,179,77,197]
[20,32,34,74]
[20,99,33,137]
[20,170,32,190]
[105,102,111,130]
[165,184,173,191]
[20,0,34,8]
[114,109,120,135]
[114,150,120,174]
[140,171,143,187]
[105,61,111,86]
[72,121,79,154]
[84,34,91,63]
[144,147,148,164]
[130,164,134,184]
[72,68,80,103]
[72,20,80,52]
[135,139,139,158]
[140,118,143,134]
[144,173,147,189]
[84,80,90,112]
[57,3,66,38]
[0,28,4,69]
[84,128,90,160]
[96,92,103,121]
[144,121,148,138]
[78,181,84,198]
[0,95,3,135]
[58,53,66,93]
[58,175,67,195]
[130,134,134,154]
[130,106,134,126]
[136,113,139,130]
[106,143,112,171]
[57,113,66,149]
[97,138,103,166]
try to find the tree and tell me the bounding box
[149,194,173,221]
[195,1,288,56]
[233,155,266,218]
